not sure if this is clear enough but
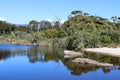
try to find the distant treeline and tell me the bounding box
[0,21,28,35]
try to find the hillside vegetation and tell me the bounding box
[62,10,120,50]
[0,10,120,51]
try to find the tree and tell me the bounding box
[111,16,118,23]
[29,20,38,24]
[0,21,16,35]
[29,20,38,32]
[71,10,82,16]
[40,20,52,30]
[54,20,62,29]
[83,13,89,16]
[118,17,120,22]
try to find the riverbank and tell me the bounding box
[0,41,49,47]
[84,47,120,57]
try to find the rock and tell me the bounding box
[72,58,113,67]
[64,50,82,58]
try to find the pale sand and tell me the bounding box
[84,47,120,57]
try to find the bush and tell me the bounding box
[101,35,112,44]
[45,29,58,39]
[57,29,67,37]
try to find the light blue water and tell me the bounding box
[0,44,120,80]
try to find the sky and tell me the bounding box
[0,0,120,24]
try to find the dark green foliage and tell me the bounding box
[65,31,102,50]
[57,29,67,37]
[0,21,28,35]
[0,21,15,35]
[65,37,74,50]
[108,31,120,43]
[101,35,112,44]
[62,10,120,51]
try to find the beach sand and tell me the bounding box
[84,47,120,57]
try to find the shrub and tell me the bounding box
[101,35,112,44]
[45,29,58,39]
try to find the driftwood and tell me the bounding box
[72,58,113,67]
[64,50,82,58]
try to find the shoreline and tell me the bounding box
[0,42,49,47]
[1,42,120,58]
[84,47,120,57]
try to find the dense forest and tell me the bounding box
[0,10,120,51]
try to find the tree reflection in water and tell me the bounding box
[0,44,120,76]
[27,47,64,63]
[63,58,120,75]
[0,50,10,61]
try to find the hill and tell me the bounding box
[61,10,120,51]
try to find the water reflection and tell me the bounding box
[63,59,120,75]
[62,51,120,76]
[0,44,64,63]
[0,50,10,61]
[83,51,120,65]
[0,44,120,78]
[27,47,64,63]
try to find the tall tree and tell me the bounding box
[29,20,38,31]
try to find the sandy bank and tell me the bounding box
[84,47,120,57]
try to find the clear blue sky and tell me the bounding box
[0,0,120,24]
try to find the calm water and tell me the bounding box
[0,44,120,80]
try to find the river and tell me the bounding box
[0,44,120,80]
